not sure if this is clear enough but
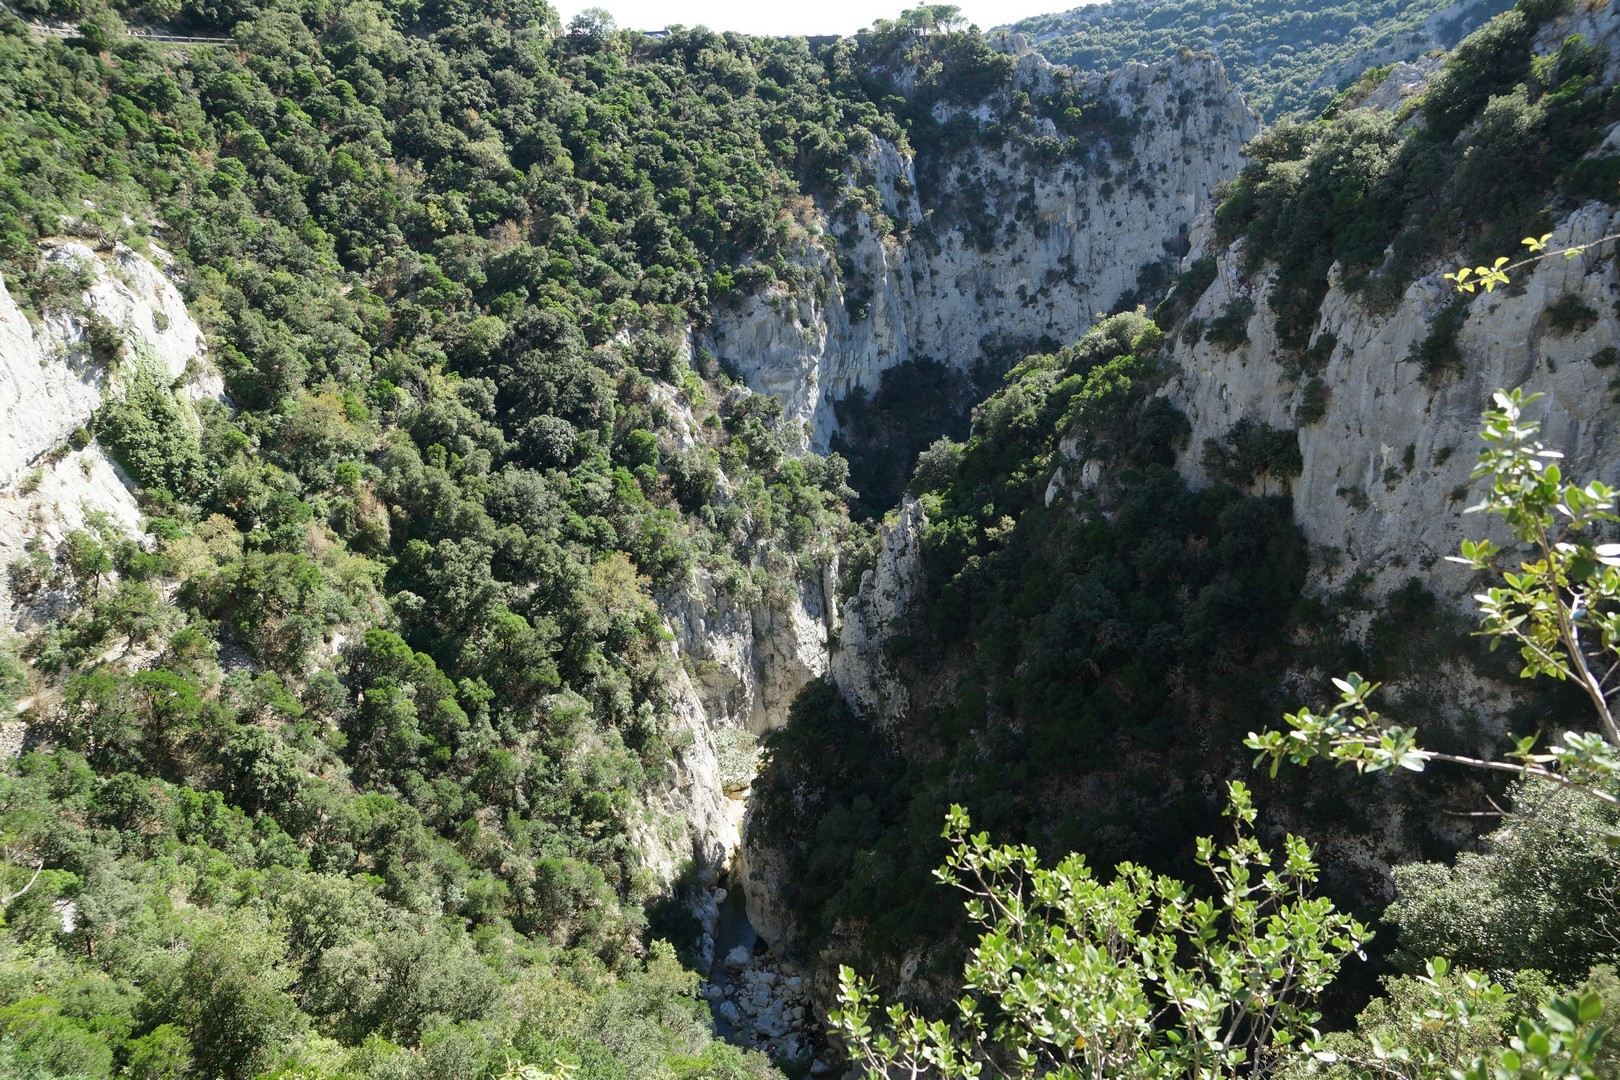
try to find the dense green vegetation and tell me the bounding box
[6,0,1620,1071]
[817,283,1620,1080]
[0,0,1122,1073]
[1004,0,1513,118]
[1189,0,1620,358]
[750,311,1509,997]
[830,359,999,521]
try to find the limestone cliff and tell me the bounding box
[1150,0,1620,608]
[627,377,840,947]
[1161,200,1620,605]
[828,496,927,732]
[665,566,833,738]
[0,240,220,632]
[706,48,1258,452]
[633,565,833,923]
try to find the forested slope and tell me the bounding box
[1003,0,1512,117]
[0,1,1236,1074]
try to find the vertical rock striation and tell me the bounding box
[707,50,1259,451]
[1162,201,1620,605]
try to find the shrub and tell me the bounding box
[1409,299,1470,385]
[1204,297,1255,349]
[1202,419,1303,489]
[1296,376,1330,426]
[1545,292,1599,335]
[95,363,207,498]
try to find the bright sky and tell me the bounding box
[549,0,1096,39]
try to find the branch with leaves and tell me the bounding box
[1301,958,1608,1080]
[831,783,1370,1080]
[1247,389,1620,808]
[1444,231,1620,294]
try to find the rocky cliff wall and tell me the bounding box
[1161,199,1620,604]
[1,240,216,487]
[828,496,927,732]
[706,49,1259,452]
[1149,0,1620,607]
[665,567,833,738]
[0,240,221,632]
[634,565,833,925]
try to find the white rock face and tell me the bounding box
[0,241,217,630]
[1146,198,1620,883]
[628,658,745,902]
[665,567,834,738]
[0,273,102,492]
[1355,56,1441,114]
[830,496,928,732]
[639,563,835,954]
[1162,199,1620,604]
[707,52,1258,452]
[625,378,841,952]
[731,813,798,963]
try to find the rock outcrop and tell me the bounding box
[666,568,834,737]
[636,565,837,956]
[618,377,841,960]
[1161,199,1620,604]
[829,496,927,732]
[0,240,219,631]
[628,659,746,897]
[707,50,1258,452]
[1148,0,1620,610]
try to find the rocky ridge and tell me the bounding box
[1159,200,1620,603]
[1147,2,1620,607]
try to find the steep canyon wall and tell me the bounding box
[707,48,1259,451]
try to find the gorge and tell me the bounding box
[2,0,1620,1075]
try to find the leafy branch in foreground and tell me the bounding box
[834,383,1619,1080]
[1295,958,1608,1080]
[831,782,1371,1079]
[1247,389,1620,807]
[1444,230,1620,294]
[831,783,1610,1079]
